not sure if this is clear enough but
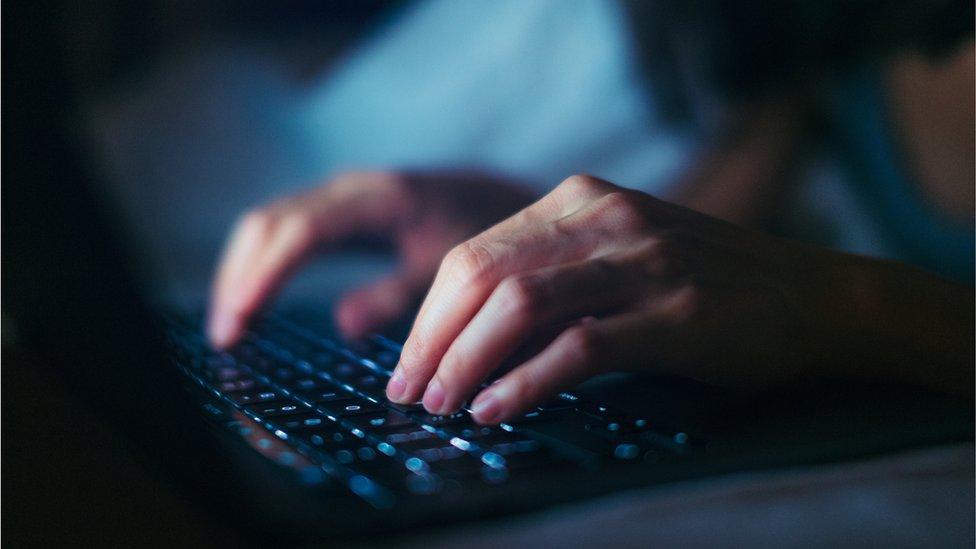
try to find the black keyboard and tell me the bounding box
[166,313,692,509]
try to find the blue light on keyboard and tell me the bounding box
[404,457,428,473]
[614,444,639,460]
[449,437,471,451]
[348,475,380,498]
[481,452,506,469]
[482,466,509,484]
[166,312,692,509]
[299,466,325,485]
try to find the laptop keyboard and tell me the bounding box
[166,313,691,508]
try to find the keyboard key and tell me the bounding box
[210,366,247,381]
[300,389,354,404]
[345,410,414,432]
[355,374,383,389]
[293,378,320,391]
[347,453,418,489]
[411,411,470,427]
[501,449,565,471]
[413,446,466,462]
[294,428,362,451]
[426,455,486,478]
[489,439,541,455]
[332,362,371,380]
[275,413,330,432]
[320,398,385,417]
[245,400,309,417]
[383,428,437,445]
[397,435,457,453]
[456,425,498,439]
[217,379,258,392]
[228,389,281,405]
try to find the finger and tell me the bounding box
[208,211,318,348]
[208,174,408,348]
[422,258,640,414]
[388,178,643,404]
[334,272,428,340]
[387,210,587,403]
[469,313,660,424]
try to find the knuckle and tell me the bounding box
[670,284,705,322]
[278,211,317,243]
[642,235,678,262]
[598,191,648,232]
[443,240,496,285]
[558,173,606,198]
[397,342,428,380]
[559,325,601,363]
[437,348,467,381]
[329,171,364,189]
[238,208,275,237]
[506,368,541,406]
[632,232,693,279]
[496,274,546,318]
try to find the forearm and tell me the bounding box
[818,254,975,395]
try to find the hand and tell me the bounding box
[208,170,534,348]
[386,174,975,424]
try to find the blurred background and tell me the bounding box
[37,0,975,305]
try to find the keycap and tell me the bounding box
[411,411,470,427]
[293,378,319,391]
[299,389,354,404]
[488,439,541,455]
[275,413,330,432]
[319,398,386,417]
[344,410,414,432]
[457,425,498,439]
[332,362,370,379]
[346,453,417,489]
[245,400,309,417]
[228,389,281,405]
[395,435,455,453]
[383,428,437,445]
[294,428,361,450]
[413,446,466,462]
[217,379,258,392]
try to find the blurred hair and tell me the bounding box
[627,0,975,125]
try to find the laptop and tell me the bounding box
[5,6,972,543]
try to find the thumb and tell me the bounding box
[334,273,426,339]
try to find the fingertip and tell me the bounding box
[385,370,408,402]
[471,390,502,424]
[207,309,240,349]
[421,377,446,414]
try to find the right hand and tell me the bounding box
[207,170,535,348]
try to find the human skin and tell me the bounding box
[382,175,974,424]
[207,170,535,348]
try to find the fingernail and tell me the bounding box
[207,310,235,348]
[386,370,407,402]
[423,378,446,414]
[471,392,501,424]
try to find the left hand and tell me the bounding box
[384,174,849,423]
